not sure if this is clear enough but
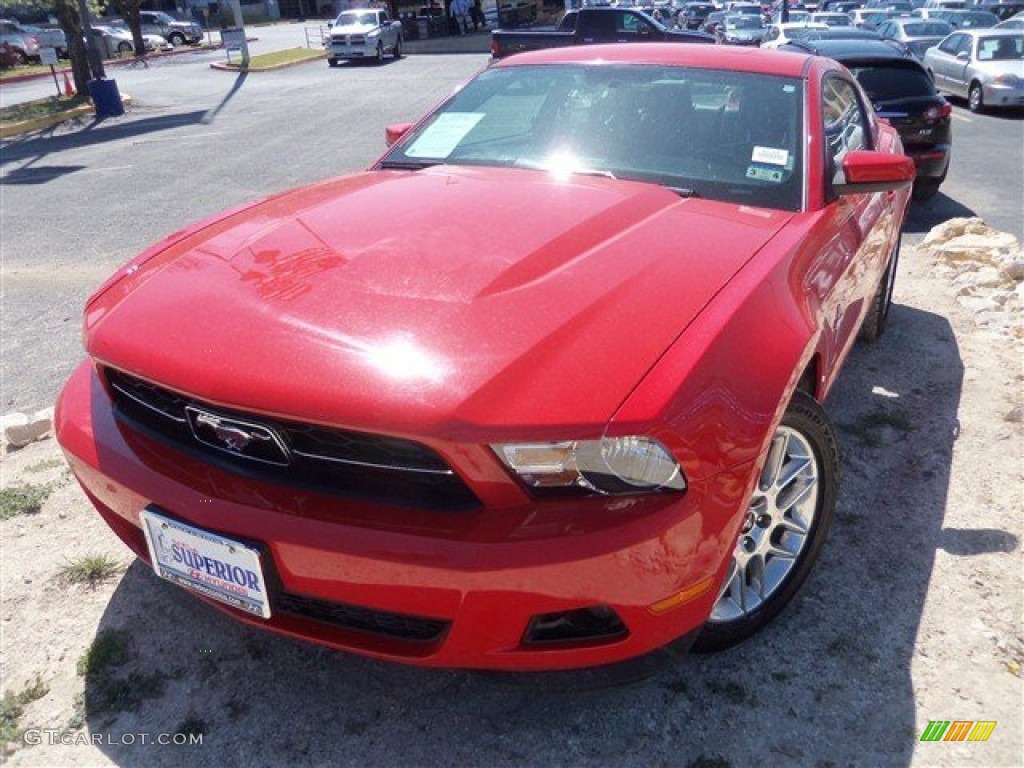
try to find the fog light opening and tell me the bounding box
[523,605,628,647]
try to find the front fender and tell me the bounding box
[610,214,832,485]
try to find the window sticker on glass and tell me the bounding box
[751,146,790,166]
[746,166,785,183]
[406,113,485,158]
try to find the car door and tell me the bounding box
[929,32,963,89]
[138,12,161,39]
[945,33,976,95]
[816,74,895,389]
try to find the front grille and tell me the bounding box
[276,592,449,643]
[104,368,480,511]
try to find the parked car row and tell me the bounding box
[0,10,203,67]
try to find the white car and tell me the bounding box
[760,22,830,48]
[326,8,402,66]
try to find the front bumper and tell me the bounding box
[56,362,751,671]
[983,81,1024,109]
[327,41,378,58]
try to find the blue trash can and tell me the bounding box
[87,78,124,118]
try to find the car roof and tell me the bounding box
[785,37,917,58]
[494,42,814,77]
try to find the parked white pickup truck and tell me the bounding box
[326,8,402,66]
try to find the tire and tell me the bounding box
[692,391,839,653]
[912,178,942,202]
[374,41,383,64]
[393,36,402,59]
[859,239,899,343]
[168,32,185,47]
[328,57,339,67]
[968,81,984,113]
[117,41,133,56]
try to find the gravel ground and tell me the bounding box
[1,227,1021,768]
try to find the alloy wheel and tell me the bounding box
[710,425,820,623]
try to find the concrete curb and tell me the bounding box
[0,41,239,85]
[209,50,325,72]
[0,94,133,139]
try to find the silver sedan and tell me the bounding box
[923,28,1024,111]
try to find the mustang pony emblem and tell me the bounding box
[185,408,290,465]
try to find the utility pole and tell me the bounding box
[231,0,249,67]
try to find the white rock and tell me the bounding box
[999,260,1024,282]
[2,408,53,448]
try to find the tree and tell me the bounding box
[0,0,106,94]
[108,0,145,57]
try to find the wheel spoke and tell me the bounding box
[777,453,813,492]
[777,475,817,513]
[759,432,789,490]
[778,507,810,535]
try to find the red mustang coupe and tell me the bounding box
[57,44,913,671]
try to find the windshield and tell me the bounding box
[904,21,953,35]
[336,11,378,25]
[382,64,805,211]
[154,12,176,23]
[726,16,764,28]
[851,65,937,101]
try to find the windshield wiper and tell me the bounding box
[666,186,699,198]
[379,160,439,170]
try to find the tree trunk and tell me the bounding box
[116,0,147,58]
[55,0,91,95]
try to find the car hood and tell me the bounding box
[86,167,791,438]
[332,23,380,34]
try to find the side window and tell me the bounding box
[938,32,963,53]
[618,12,645,34]
[822,76,870,188]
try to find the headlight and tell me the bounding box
[992,74,1020,87]
[494,437,686,495]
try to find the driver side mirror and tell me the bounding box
[326,21,333,28]
[834,150,915,196]
[956,50,969,61]
[385,122,414,147]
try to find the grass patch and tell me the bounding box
[0,63,54,82]
[0,95,90,125]
[0,482,53,520]
[0,678,49,744]
[25,458,65,473]
[76,630,165,718]
[60,555,122,587]
[221,46,324,70]
[77,630,129,677]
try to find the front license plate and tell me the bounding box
[140,508,271,619]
